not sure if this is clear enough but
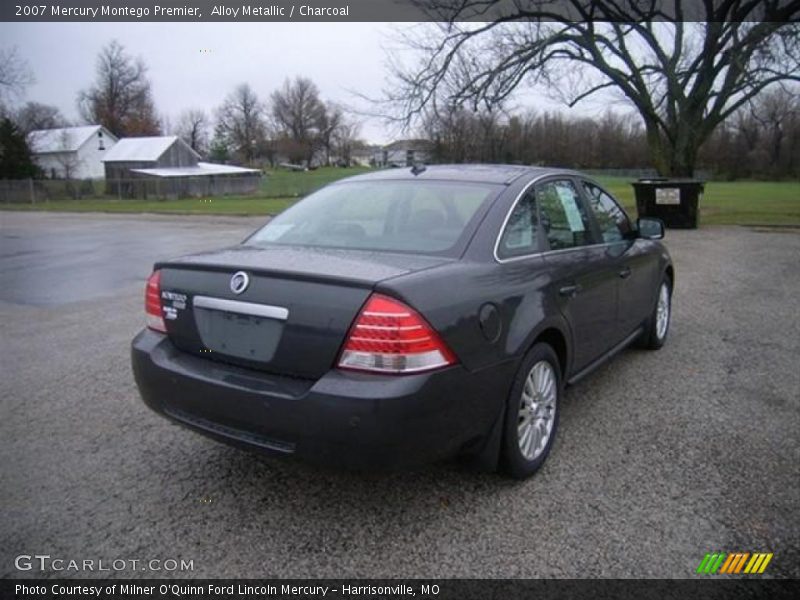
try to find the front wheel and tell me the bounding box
[500,343,562,479]
[639,277,672,350]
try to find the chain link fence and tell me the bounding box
[0,173,334,204]
[0,176,265,203]
[584,168,712,180]
[0,179,105,203]
[2,168,716,205]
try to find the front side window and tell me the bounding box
[497,191,538,258]
[246,180,500,257]
[537,179,593,250]
[582,182,632,243]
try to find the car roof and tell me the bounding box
[331,164,584,186]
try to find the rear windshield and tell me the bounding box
[245,180,501,256]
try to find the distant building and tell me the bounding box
[350,145,378,167]
[373,139,434,168]
[29,125,117,179]
[102,136,200,181]
[102,136,261,197]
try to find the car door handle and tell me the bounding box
[618,267,632,279]
[559,284,582,298]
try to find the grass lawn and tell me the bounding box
[0,166,369,216]
[258,165,372,197]
[2,167,797,226]
[1,196,296,216]
[597,177,800,226]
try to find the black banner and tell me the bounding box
[2,579,800,600]
[1,0,797,23]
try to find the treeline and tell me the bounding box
[421,86,800,180]
[700,88,800,180]
[424,109,648,170]
[202,77,363,168]
[2,40,798,180]
[74,41,364,169]
[0,41,364,177]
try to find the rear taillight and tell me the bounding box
[145,270,166,333]
[337,293,457,374]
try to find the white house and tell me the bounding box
[29,125,118,179]
[372,139,434,168]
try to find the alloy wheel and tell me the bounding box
[656,282,670,340]
[517,360,557,461]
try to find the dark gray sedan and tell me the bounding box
[132,165,673,478]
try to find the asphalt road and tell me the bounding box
[1,211,798,579]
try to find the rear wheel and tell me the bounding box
[639,277,672,350]
[500,343,561,479]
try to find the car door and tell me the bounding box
[580,180,658,337]
[536,178,619,374]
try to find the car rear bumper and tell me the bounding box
[131,329,514,470]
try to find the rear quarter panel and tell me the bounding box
[377,258,571,376]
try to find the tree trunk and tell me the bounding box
[667,148,696,178]
[646,120,699,178]
[644,122,670,176]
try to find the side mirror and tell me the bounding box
[637,217,665,240]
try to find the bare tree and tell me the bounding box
[723,109,763,178]
[258,117,281,168]
[78,40,160,137]
[317,103,344,166]
[14,102,68,134]
[750,86,799,171]
[422,100,508,164]
[421,102,659,170]
[389,1,800,176]
[208,124,232,163]
[423,105,478,163]
[176,108,209,155]
[271,77,327,165]
[0,46,34,105]
[331,114,363,166]
[700,88,800,180]
[215,84,266,164]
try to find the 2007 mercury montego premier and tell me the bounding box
[132,165,673,478]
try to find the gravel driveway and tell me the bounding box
[1,212,798,579]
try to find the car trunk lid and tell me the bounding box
[155,245,450,379]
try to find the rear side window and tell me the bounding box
[537,180,593,250]
[497,190,538,259]
[582,182,632,243]
[246,180,500,257]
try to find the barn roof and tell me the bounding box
[29,126,110,154]
[129,162,261,178]
[103,136,199,162]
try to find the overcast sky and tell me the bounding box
[1,22,592,144]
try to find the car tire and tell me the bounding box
[639,277,672,350]
[500,343,562,479]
